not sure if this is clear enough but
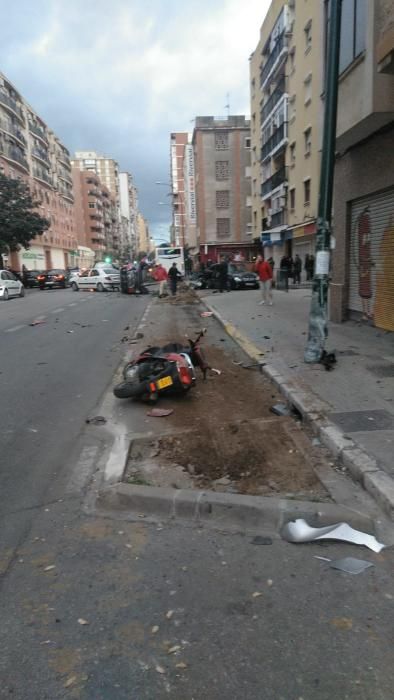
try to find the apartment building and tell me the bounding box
[192,116,253,263]
[119,171,138,259]
[330,0,394,331]
[250,0,323,269]
[136,212,151,255]
[72,151,120,200]
[170,132,188,247]
[72,169,119,261]
[0,72,78,271]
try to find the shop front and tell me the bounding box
[17,246,46,271]
[290,222,316,278]
[199,241,259,266]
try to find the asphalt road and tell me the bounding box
[0,287,150,572]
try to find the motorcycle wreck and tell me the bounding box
[113,329,217,403]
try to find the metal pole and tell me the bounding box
[304,0,342,363]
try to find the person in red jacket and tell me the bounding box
[255,254,273,305]
[153,263,168,297]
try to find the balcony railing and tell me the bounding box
[29,122,48,144]
[33,167,52,185]
[32,147,51,166]
[261,165,288,197]
[0,119,26,146]
[270,209,287,228]
[261,78,286,124]
[1,143,29,171]
[261,123,287,161]
[0,91,24,120]
[58,170,73,185]
[260,32,287,88]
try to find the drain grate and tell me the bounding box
[328,409,394,433]
[367,364,394,378]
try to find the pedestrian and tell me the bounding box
[255,254,273,305]
[288,255,295,284]
[22,264,29,287]
[280,255,290,292]
[294,254,302,285]
[217,256,229,293]
[154,263,168,297]
[167,262,182,296]
[306,254,315,281]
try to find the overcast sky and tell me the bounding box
[1,0,269,241]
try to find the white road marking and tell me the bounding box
[5,325,25,333]
[51,308,65,313]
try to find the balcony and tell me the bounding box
[1,143,29,171]
[32,147,51,167]
[58,170,73,185]
[270,209,287,228]
[261,166,288,198]
[29,122,48,144]
[260,32,288,89]
[57,152,71,170]
[33,167,52,186]
[0,119,26,146]
[261,78,286,125]
[261,123,288,162]
[0,91,24,121]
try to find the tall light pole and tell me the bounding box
[304,0,342,363]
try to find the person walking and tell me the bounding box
[280,255,290,292]
[154,263,168,297]
[167,262,182,296]
[294,254,302,285]
[217,256,229,293]
[255,255,273,305]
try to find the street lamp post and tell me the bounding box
[304,0,342,363]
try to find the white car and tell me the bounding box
[0,270,25,300]
[70,266,120,292]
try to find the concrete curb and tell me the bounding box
[97,483,375,534]
[201,298,394,521]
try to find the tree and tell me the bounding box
[0,172,50,268]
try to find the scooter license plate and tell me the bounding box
[157,376,173,389]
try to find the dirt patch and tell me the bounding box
[158,283,200,305]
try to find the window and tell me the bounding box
[290,188,296,211]
[304,20,312,53]
[304,74,312,105]
[304,127,312,156]
[304,179,311,206]
[215,160,230,180]
[216,218,230,238]
[215,132,229,151]
[245,137,251,148]
[216,190,230,208]
[339,0,367,73]
[289,95,296,122]
[290,141,296,164]
[88,202,95,208]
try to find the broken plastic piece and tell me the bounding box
[147,408,174,417]
[200,311,213,317]
[281,518,385,553]
[270,403,290,417]
[211,368,221,375]
[30,319,45,326]
[329,557,374,575]
[86,416,107,425]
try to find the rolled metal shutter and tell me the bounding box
[349,188,394,331]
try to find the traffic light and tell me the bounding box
[104,256,112,264]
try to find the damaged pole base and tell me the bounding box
[304,279,329,364]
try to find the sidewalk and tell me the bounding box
[202,287,394,483]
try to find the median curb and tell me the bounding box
[201,298,394,522]
[97,482,376,534]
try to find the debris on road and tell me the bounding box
[252,592,263,598]
[147,408,174,417]
[329,557,374,575]
[151,626,159,634]
[331,617,353,630]
[211,368,221,375]
[85,416,107,425]
[43,565,56,572]
[201,311,213,317]
[175,662,188,669]
[66,330,74,334]
[30,319,45,326]
[251,536,273,546]
[77,618,89,625]
[155,666,166,675]
[166,610,174,619]
[270,403,290,417]
[168,645,181,654]
[281,519,385,552]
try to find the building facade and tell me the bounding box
[250,0,323,270]
[330,0,394,330]
[119,171,138,259]
[192,115,253,263]
[170,132,188,247]
[0,72,78,271]
[72,169,119,262]
[136,212,151,256]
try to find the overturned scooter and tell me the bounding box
[113,329,211,403]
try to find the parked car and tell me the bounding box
[37,269,69,290]
[25,270,45,288]
[206,263,259,290]
[70,267,120,292]
[0,270,25,300]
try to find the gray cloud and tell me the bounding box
[2,0,269,239]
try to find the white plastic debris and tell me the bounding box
[329,557,374,575]
[281,518,385,553]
